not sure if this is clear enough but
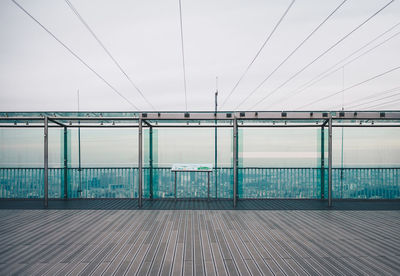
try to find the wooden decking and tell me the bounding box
[0,202,399,275]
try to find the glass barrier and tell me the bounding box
[1,126,399,199]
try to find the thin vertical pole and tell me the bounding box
[44,116,48,208]
[174,171,177,201]
[208,171,210,201]
[233,117,238,208]
[328,117,333,207]
[63,127,68,199]
[138,118,143,208]
[214,87,218,199]
[321,126,325,199]
[149,126,153,200]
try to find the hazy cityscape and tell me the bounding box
[2,167,399,199]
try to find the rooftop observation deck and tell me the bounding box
[1,111,400,275]
[1,199,400,275]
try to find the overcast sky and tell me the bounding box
[1,0,400,112]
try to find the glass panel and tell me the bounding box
[332,127,400,199]
[239,127,321,198]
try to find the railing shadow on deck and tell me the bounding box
[0,199,399,211]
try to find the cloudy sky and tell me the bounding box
[1,0,400,111]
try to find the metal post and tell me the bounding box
[320,126,325,199]
[207,171,210,201]
[44,116,48,208]
[174,171,177,201]
[214,89,218,199]
[149,126,153,200]
[63,127,68,199]
[138,118,143,208]
[233,117,238,208]
[328,117,333,207]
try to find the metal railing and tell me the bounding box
[1,167,399,199]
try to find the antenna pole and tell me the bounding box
[214,77,218,199]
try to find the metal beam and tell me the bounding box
[233,117,238,208]
[142,119,152,127]
[138,118,143,208]
[328,117,333,207]
[3,123,400,128]
[63,127,68,199]
[1,111,400,122]
[48,118,67,127]
[44,116,48,208]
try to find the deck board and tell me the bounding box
[0,200,399,275]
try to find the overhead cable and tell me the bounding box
[12,0,139,110]
[296,65,400,109]
[65,0,156,110]
[178,0,188,111]
[248,0,394,110]
[275,22,400,106]
[336,85,400,109]
[220,0,296,108]
[234,0,347,110]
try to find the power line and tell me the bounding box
[363,96,400,109]
[65,0,156,110]
[275,22,400,106]
[234,0,347,110]
[220,0,296,108]
[296,65,400,109]
[11,0,139,110]
[248,0,394,110]
[346,90,400,109]
[178,0,188,111]
[335,85,400,109]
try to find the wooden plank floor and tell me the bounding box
[0,208,399,275]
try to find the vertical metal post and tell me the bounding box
[328,117,333,207]
[233,117,238,208]
[149,126,153,200]
[44,116,48,208]
[320,126,325,199]
[174,171,177,201]
[214,89,218,199]
[207,171,210,201]
[63,127,68,199]
[138,118,143,208]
